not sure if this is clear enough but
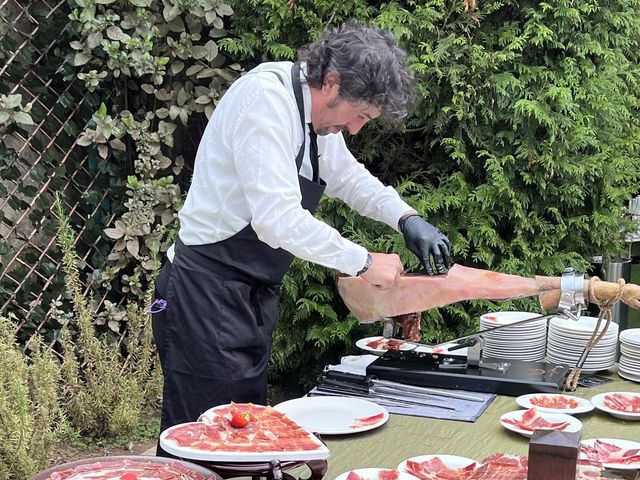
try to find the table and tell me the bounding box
[319,372,640,479]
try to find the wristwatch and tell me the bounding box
[356,252,373,276]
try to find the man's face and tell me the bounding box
[310,73,381,136]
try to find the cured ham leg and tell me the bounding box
[337,263,640,323]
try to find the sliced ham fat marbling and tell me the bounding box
[603,393,640,413]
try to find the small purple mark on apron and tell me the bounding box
[149,298,167,314]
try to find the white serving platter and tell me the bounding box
[515,393,593,414]
[335,468,418,480]
[274,396,388,435]
[590,392,640,421]
[398,454,479,477]
[160,419,329,462]
[580,438,640,470]
[499,409,582,438]
[356,336,415,355]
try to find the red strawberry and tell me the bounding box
[120,474,139,480]
[230,411,251,428]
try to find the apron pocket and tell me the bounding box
[217,280,280,351]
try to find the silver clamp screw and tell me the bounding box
[558,267,585,321]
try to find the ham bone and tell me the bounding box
[337,263,640,323]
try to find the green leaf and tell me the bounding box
[73,52,91,66]
[12,112,34,125]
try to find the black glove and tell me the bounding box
[399,214,451,275]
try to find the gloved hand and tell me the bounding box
[399,214,451,275]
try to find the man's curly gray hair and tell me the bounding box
[298,20,416,124]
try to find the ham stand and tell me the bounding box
[367,269,588,396]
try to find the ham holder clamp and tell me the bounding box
[338,266,633,396]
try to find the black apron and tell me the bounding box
[152,63,325,456]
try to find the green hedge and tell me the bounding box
[222,0,640,389]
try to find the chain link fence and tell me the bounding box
[0,0,119,351]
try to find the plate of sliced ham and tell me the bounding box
[499,408,582,438]
[356,336,415,354]
[397,454,480,480]
[590,392,640,420]
[580,438,640,470]
[515,393,594,414]
[335,468,418,480]
[160,403,330,462]
[274,396,389,435]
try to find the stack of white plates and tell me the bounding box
[480,311,547,361]
[618,328,640,382]
[547,316,618,373]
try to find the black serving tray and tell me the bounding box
[366,350,571,396]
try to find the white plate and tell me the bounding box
[499,409,582,438]
[619,328,640,346]
[550,316,619,335]
[580,438,640,470]
[480,311,546,326]
[414,342,468,356]
[590,392,640,420]
[515,393,594,414]
[398,454,479,478]
[335,468,418,480]
[159,420,329,462]
[618,369,640,383]
[356,336,415,355]
[274,396,389,435]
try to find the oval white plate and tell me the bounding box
[335,468,418,480]
[516,393,594,414]
[618,369,640,383]
[499,409,582,438]
[580,438,640,470]
[590,392,640,420]
[398,454,479,477]
[480,311,546,326]
[274,396,389,435]
[619,328,640,346]
[414,342,468,356]
[356,336,414,355]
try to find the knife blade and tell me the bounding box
[371,379,485,402]
[315,382,457,411]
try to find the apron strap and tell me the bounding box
[291,62,320,182]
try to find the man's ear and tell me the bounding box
[322,72,340,95]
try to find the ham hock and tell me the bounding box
[337,264,640,323]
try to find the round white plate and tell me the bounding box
[499,409,582,438]
[481,311,546,326]
[274,396,389,435]
[618,369,640,383]
[335,468,417,480]
[619,328,640,346]
[159,421,329,462]
[550,316,619,335]
[414,342,468,356]
[580,438,640,470]
[590,392,640,420]
[356,336,414,355]
[515,393,594,414]
[398,454,479,477]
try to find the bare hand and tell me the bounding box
[360,252,403,289]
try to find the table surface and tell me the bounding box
[319,371,640,480]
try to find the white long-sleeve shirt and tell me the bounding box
[169,61,413,276]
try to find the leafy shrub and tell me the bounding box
[0,314,62,479]
[67,0,240,324]
[226,0,640,389]
[55,194,162,437]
